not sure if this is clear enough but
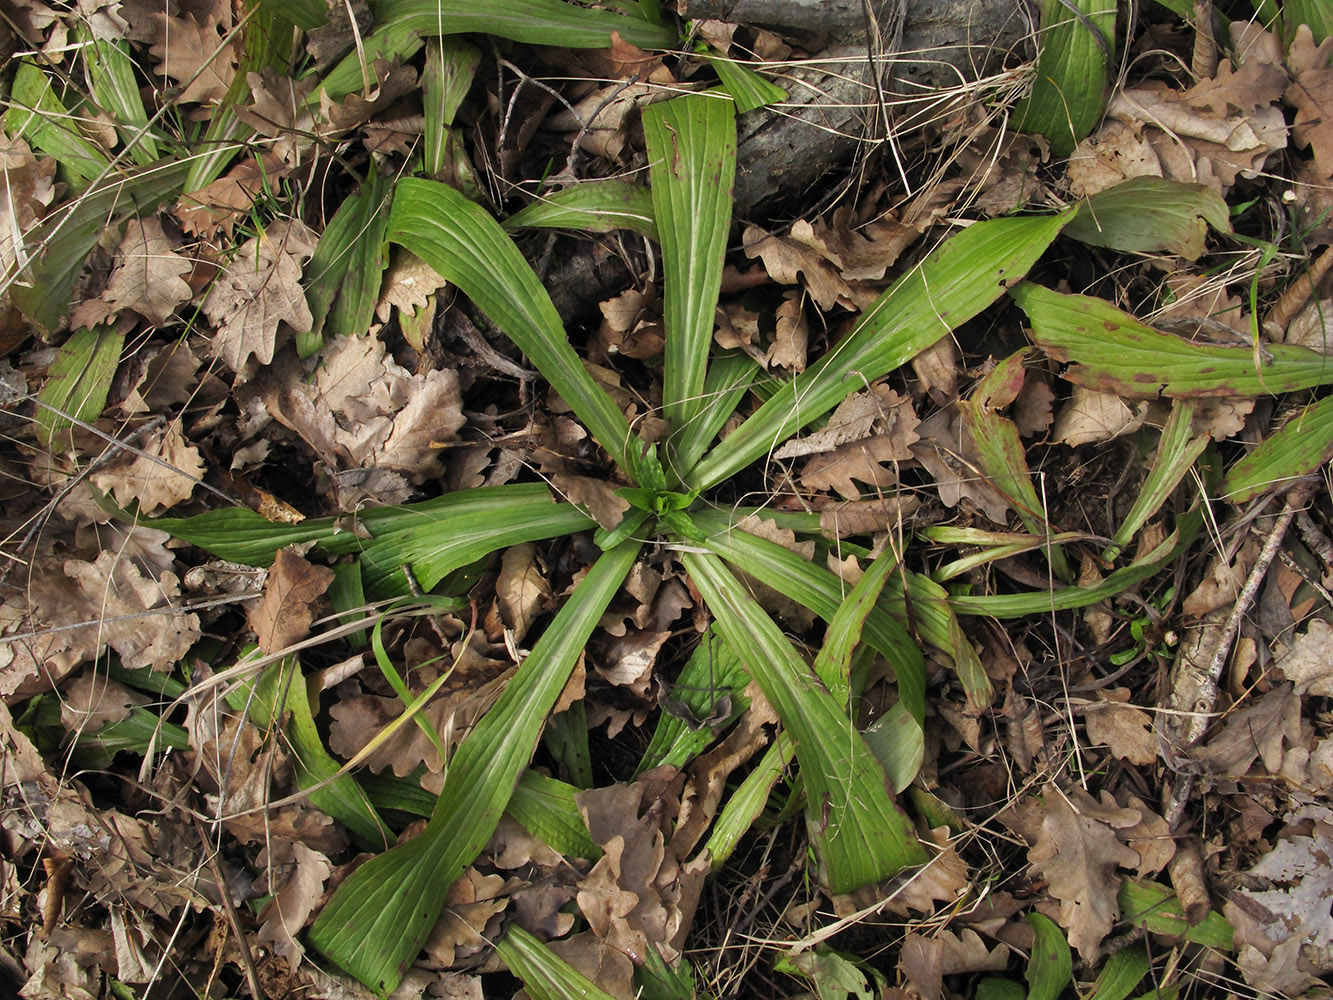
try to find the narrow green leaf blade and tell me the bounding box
[504,181,658,241]
[302,171,393,351]
[812,549,900,705]
[692,510,925,725]
[682,551,926,891]
[690,211,1072,490]
[1104,399,1208,560]
[11,159,191,335]
[1067,177,1231,260]
[705,52,788,113]
[83,34,160,164]
[387,178,636,473]
[1088,944,1149,1000]
[36,326,123,451]
[495,925,618,1000]
[307,540,641,992]
[507,771,600,859]
[1222,394,1333,503]
[1013,282,1333,397]
[1117,880,1234,949]
[643,94,736,468]
[6,59,111,189]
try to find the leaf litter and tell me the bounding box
[3,3,1333,1000]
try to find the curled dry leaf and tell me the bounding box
[149,13,236,108]
[1082,688,1157,766]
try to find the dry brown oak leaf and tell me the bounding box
[1027,786,1141,959]
[246,547,335,655]
[201,218,317,370]
[70,217,194,328]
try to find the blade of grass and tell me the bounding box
[691,510,925,724]
[8,158,191,334]
[1222,394,1333,502]
[6,59,111,190]
[1103,400,1208,561]
[957,398,1072,581]
[301,169,394,353]
[672,350,760,480]
[703,48,788,113]
[1088,944,1150,1000]
[1026,913,1073,1000]
[494,924,619,1000]
[1117,880,1234,949]
[36,326,123,451]
[682,551,926,891]
[387,178,636,475]
[503,181,659,241]
[1012,281,1333,396]
[307,540,641,992]
[643,94,737,472]
[81,30,161,165]
[689,211,1072,490]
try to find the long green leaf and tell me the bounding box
[1223,394,1333,503]
[308,540,641,992]
[1012,0,1115,155]
[504,181,658,241]
[682,552,926,891]
[1088,944,1150,1000]
[692,511,925,724]
[36,326,123,451]
[82,32,160,164]
[1013,281,1333,397]
[320,0,676,102]
[1066,177,1230,260]
[1117,880,1234,949]
[643,95,736,471]
[689,211,1072,490]
[387,178,636,474]
[9,158,191,335]
[495,925,618,1000]
[1104,400,1208,561]
[672,351,760,484]
[302,170,394,352]
[1026,913,1073,1000]
[6,59,110,190]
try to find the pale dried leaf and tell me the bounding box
[496,542,551,643]
[1190,683,1301,777]
[1275,619,1333,696]
[256,843,331,966]
[150,14,236,106]
[768,291,808,371]
[59,671,147,734]
[1053,386,1147,446]
[68,218,193,328]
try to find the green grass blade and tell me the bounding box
[682,551,926,891]
[1117,880,1234,949]
[1284,0,1332,42]
[1066,177,1231,260]
[507,771,600,859]
[1012,0,1116,156]
[947,504,1204,617]
[503,181,658,241]
[636,627,750,775]
[1223,394,1333,503]
[36,326,123,451]
[396,0,678,48]
[10,158,191,335]
[1025,913,1073,1000]
[957,399,1072,582]
[1013,281,1333,396]
[301,170,393,353]
[1104,400,1208,561]
[494,925,618,1000]
[6,59,111,190]
[689,211,1072,490]
[862,701,923,793]
[812,549,900,705]
[1088,944,1150,1000]
[643,94,737,472]
[704,732,793,867]
[976,978,1026,1000]
[704,51,788,113]
[82,33,160,164]
[387,178,636,474]
[670,350,760,479]
[692,511,925,725]
[307,540,641,992]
